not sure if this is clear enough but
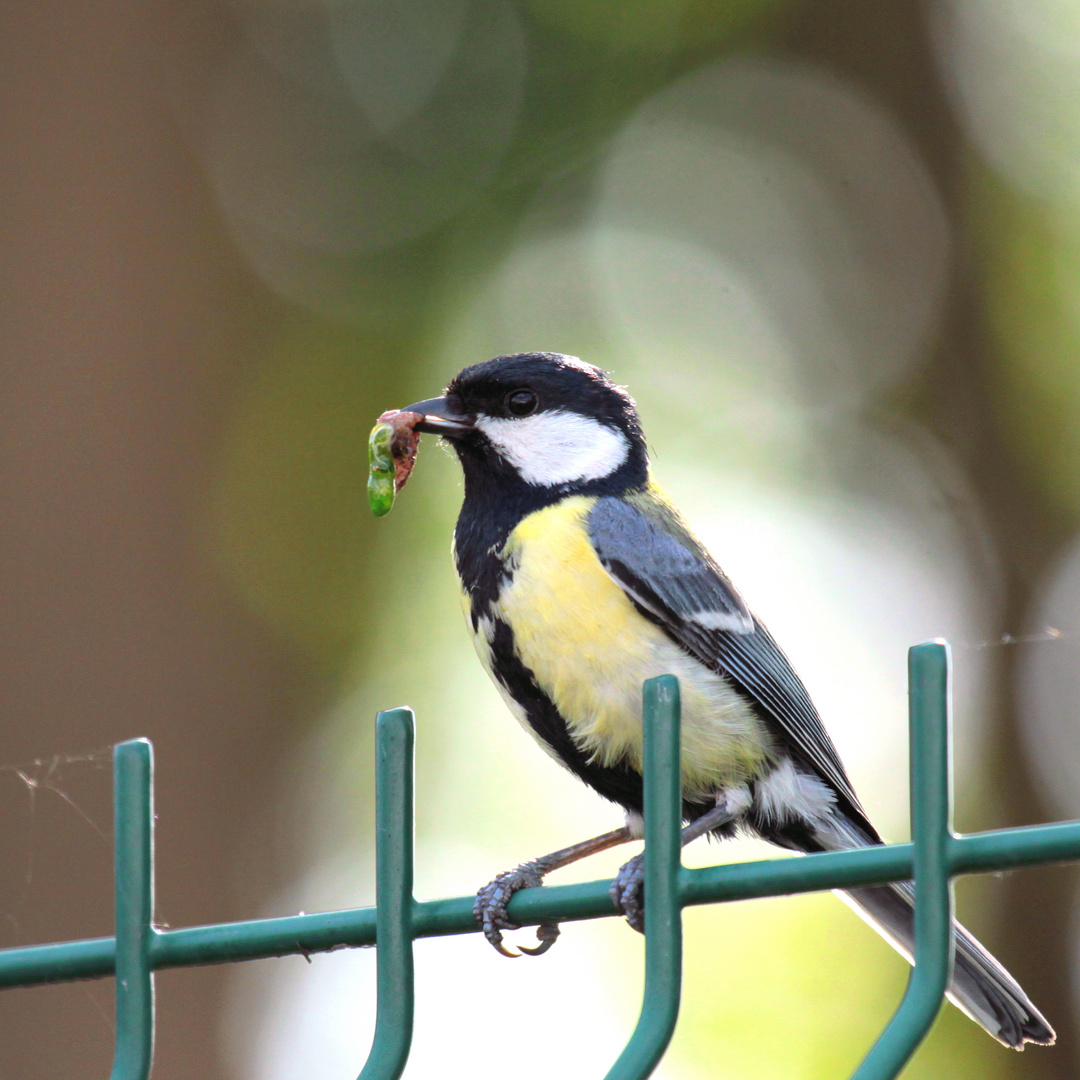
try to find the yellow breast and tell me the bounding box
[488,496,774,799]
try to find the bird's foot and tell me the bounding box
[610,853,645,933]
[474,865,560,957]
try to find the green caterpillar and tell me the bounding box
[367,421,396,517]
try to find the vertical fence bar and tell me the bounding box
[851,642,954,1080]
[109,739,155,1080]
[605,675,683,1080]
[357,708,416,1080]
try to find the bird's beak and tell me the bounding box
[400,396,474,438]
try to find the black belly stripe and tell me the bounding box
[486,616,724,825]
[486,618,645,813]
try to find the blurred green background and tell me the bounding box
[2,0,1080,1076]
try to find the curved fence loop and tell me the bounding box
[356,708,416,1080]
[0,644,1075,1080]
[851,642,954,1079]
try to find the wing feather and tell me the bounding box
[587,495,871,826]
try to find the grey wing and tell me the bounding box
[587,496,873,828]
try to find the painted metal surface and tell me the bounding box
[0,644,1074,1079]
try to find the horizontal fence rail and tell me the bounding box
[1,642,1078,1079]
[7,825,1079,984]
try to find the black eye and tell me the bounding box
[505,389,538,417]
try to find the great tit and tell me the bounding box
[399,351,1053,1049]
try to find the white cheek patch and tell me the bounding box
[476,410,630,486]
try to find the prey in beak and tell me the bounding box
[367,396,473,516]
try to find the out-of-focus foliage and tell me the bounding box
[980,178,1080,516]
[522,0,781,54]
[939,20,1080,1049]
[3,0,1078,1075]
[941,0,1080,518]
[210,325,443,672]
[185,0,1078,1076]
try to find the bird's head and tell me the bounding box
[402,352,648,496]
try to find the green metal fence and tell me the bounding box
[1,641,1078,1079]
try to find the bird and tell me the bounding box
[397,351,1054,1049]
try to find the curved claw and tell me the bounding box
[519,922,560,956]
[475,865,558,958]
[492,937,521,959]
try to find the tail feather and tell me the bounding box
[841,883,1055,1048]
[807,811,1055,1048]
[749,770,1055,1048]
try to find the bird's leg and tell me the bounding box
[611,788,748,933]
[475,825,635,957]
